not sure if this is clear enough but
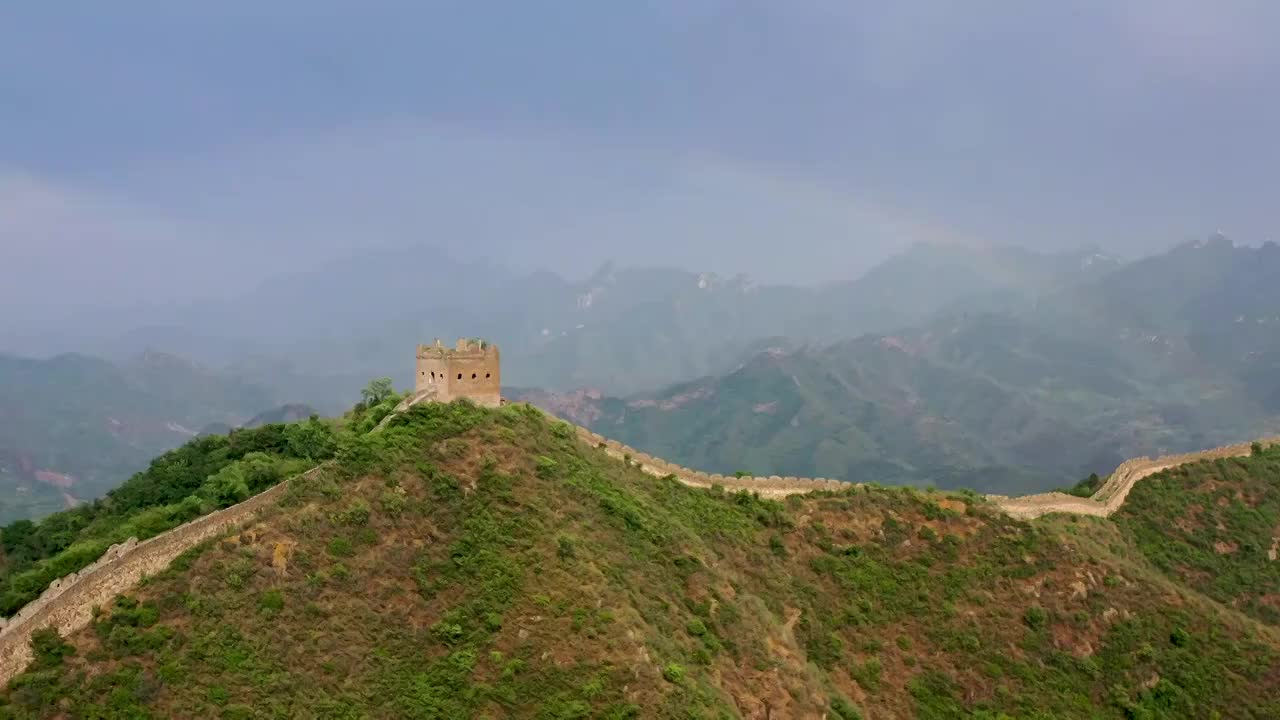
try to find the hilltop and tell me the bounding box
[3,402,1278,718]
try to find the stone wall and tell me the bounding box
[563,408,1280,518]
[0,467,320,685]
[574,427,845,498]
[993,437,1280,520]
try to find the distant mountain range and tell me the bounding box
[5,235,1278,512]
[33,240,1124,407]
[513,237,1280,493]
[0,351,295,522]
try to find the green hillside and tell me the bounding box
[1113,444,1280,626]
[4,402,1277,718]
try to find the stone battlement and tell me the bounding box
[416,337,497,358]
[415,337,501,407]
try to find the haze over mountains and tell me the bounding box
[4,235,1280,517]
[518,235,1280,492]
[0,352,286,523]
[14,238,1125,397]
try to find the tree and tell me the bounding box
[204,463,250,507]
[284,419,337,460]
[362,377,396,406]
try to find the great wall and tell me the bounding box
[0,467,322,684]
[0,391,1275,685]
[570,423,1280,519]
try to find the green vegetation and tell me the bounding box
[2,402,1277,718]
[1114,444,1280,625]
[1059,472,1104,498]
[0,384,409,618]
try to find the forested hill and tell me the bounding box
[2,401,1277,718]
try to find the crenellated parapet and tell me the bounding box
[415,338,501,407]
[547,405,1280,516]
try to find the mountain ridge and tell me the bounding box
[1,400,1277,717]
[1,395,1274,690]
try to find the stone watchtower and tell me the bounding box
[415,338,502,408]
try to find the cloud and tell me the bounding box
[0,171,239,312]
[1109,0,1280,78]
[5,0,1280,336]
[1,124,959,334]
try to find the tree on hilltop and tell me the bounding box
[361,378,396,406]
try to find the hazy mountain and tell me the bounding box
[0,351,279,522]
[515,298,1280,493]
[32,241,1126,405]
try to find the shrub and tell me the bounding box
[327,537,354,557]
[661,662,686,683]
[259,589,285,615]
[556,535,576,561]
[380,489,407,515]
[830,697,864,720]
[535,456,559,479]
[1251,441,1265,456]
[431,621,465,645]
[29,627,74,670]
[769,535,788,557]
[1023,606,1048,630]
[334,500,371,526]
[851,657,882,692]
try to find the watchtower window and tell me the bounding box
[471,373,477,379]
[457,373,462,380]
[485,373,491,378]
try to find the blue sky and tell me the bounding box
[3,1,1279,318]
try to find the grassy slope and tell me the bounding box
[1114,447,1280,626]
[3,403,1279,719]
